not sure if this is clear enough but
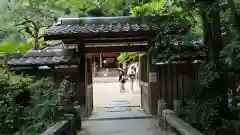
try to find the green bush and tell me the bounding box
[0,37,46,55]
[0,68,80,135]
[181,100,240,135]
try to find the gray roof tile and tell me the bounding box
[42,16,166,38]
[7,56,76,66]
[7,48,77,66]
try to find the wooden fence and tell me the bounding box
[156,63,201,109]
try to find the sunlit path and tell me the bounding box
[78,118,164,135]
[93,78,141,110]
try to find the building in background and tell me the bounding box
[87,52,120,77]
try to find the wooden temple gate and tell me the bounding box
[40,16,164,116]
[6,15,184,116]
[139,53,150,113]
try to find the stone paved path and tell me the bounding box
[93,76,131,83]
[78,118,164,135]
[93,79,140,109]
[86,109,152,121]
[77,77,164,135]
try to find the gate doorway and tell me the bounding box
[86,50,150,118]
[89,51,146,119]
[42,16,167,117]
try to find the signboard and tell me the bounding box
[149,72,157,82]
[105,58,115,63]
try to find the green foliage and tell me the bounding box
[0,68,80,135]
[130,0,165,16]
[130,0,203,63]
[199,65,223,89]
[220,33,240,71]
[183,31,240,134]
[152,29,203,62]
[117,52,138,65]
[0,0,62,49]
[20,78,80,135]
[181,99,240,135]
[0,42,31,54]
[0,38,45,54]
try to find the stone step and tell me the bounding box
[85,110,151,121]
[95,72,119,77]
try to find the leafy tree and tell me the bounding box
[0,1,24,42]
[1,0,60,49]
[117,52,139,65]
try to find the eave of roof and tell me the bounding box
[42,15,169,41]
[7,47,78,67]
[7,55,79,67]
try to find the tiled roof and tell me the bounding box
[7,56,75,66]
[7,49,78,66]
[24,49,76,57]
[42,16,166,38]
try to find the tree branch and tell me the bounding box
[23,17,38,31]
[24,27,35,37]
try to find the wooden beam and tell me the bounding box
[63,38,148,44]
[76,43,86,105]
[87,52,120,57]
[44,31,155,41]
[84,45,149,53]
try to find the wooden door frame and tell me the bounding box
[139,52,150,114]
[85,56,93,117]
[80,39,160,116]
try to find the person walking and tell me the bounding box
[118,70,126,93]
[129,67,136,92]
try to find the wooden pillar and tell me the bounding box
[86,57,93,116]
[148,39,159,115]
[76,44,86,105]
[139,52,150,114]
[93,57,96,77]
[99,53,102,68]
[138,54,141,86]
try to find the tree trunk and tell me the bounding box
[33,29,39,50]
[199,2,212,63]
[209,1,230,118]
[208,1,223,64]
[200,0,230,117]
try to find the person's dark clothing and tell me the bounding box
[118,73,125,83]
[118,74,122,81]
